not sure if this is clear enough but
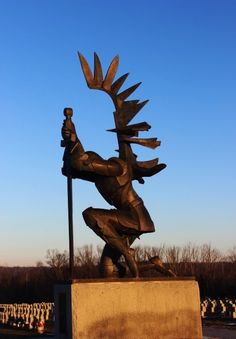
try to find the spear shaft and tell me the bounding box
[67,174,74,279]
[62,107,75,280]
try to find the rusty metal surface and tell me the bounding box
[61,53,173,279]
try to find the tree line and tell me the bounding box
[0,243,236,303]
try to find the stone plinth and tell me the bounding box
[54,278,202,339]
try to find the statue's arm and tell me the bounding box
[61,117,123,178]
[70,151,123,177]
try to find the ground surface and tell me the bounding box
[0,319,236,338]
[203,319,236,339]
[0,327,54,338]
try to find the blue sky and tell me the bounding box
[0,0,235,265]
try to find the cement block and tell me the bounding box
[54,278,202,339]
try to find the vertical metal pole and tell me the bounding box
[67,175,74,280]
[62,107,75,280]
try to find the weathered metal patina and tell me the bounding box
[61,53,175,278]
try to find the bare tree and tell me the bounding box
[45,249,69,268]
[181,243,200,263]
[199,244,222,263]
[134,245,166,262]
[74,245,100,266]
[149,245,166,261]
[165,245,181,264]
[134,245,146,262]
[226,246,236,262]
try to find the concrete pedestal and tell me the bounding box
[54,278,202,339]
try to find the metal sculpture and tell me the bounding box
[61,53,175,278]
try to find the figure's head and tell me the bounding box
[63,107,73,119]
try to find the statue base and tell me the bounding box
[54,278,202,339]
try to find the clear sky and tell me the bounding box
[0,0,235,266]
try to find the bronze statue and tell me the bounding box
[61,53,175,278]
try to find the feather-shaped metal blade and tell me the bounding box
[114,100,148,127]
[103,55,119,91]
[93,53,103,86]
[136,100,149,113]
[111,73,129,94]
[136,158,159,168]
[117,82,141,102]
[122,137,161,149]
[78,52,94,88]
[127,121,151,132]
[134,161,166,178]
[107,122,151,135]
[114,100,139,127]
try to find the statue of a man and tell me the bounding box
[61,53,176,278]
[62,108,157,278]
